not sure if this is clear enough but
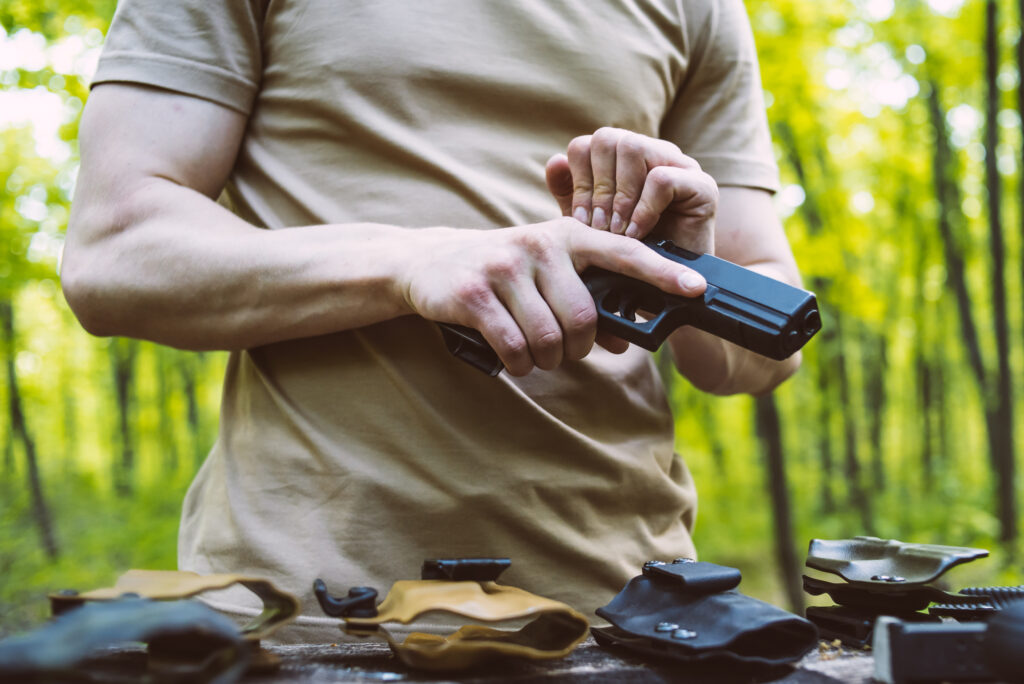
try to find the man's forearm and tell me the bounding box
[62,177,417,350]
[667,262,802,396]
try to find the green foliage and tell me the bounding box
[0,472,186,637]
[2,0,1024,635]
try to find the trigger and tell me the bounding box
[619,294,639,322]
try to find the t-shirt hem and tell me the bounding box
[698,157,780,193]
[92,51,257,115]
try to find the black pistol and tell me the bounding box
[439,238,822,376]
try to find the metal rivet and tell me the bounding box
[655,622,678,632]
[645,560,666,567]
[871,575,907,583]
[672,629,698,640]
[672,558,696,564]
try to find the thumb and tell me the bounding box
[545,153,574,217]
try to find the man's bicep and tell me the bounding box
[714,186,801,286]
[76,83,247,204]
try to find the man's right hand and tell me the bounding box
[399,217,706,376]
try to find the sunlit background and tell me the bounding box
[2,0,1024,636]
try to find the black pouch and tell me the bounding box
[592,559,818,668]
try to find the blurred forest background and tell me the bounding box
[2,0,1024,635]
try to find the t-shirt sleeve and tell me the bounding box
[91,0,267,115]
[661,0,779,192]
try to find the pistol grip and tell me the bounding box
[438,323,503,376]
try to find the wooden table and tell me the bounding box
[82,637,866,683]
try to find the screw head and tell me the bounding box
[871,575,907,583]
[644,560,666,567]
[655,622,679,632]
[672,628,698,640]
[672,558,696,564]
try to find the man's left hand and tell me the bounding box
[544,127,719,255]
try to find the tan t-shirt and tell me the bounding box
[94,0,778,640]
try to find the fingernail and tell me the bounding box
[573,206,588,224]
[592,207,607,229]
[680,272,705,292]
[625,222,640,239]
[609,212,623,233]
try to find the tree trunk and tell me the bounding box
[754,393,804,614]
[928,78,1016,546]
[774,121,837,515]
[983,0,1017,547]
[863,330,887,491]
[110,338,138,496]
[918,353,936,489]
[815,324,837,515]
[1,299,58,559]
[156,346,178,473]
[3,421,12,474]
[179,354,203,469]
[833,314,873,534]
[1018,0,1024,547]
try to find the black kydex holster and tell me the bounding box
[801,536,1024,647]
[592,559,818,669]
[439,238,822,376]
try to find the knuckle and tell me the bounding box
[573,178,594,193]
[486,254,524,281]
[617,134,646,156]
[593,126,627,141]
[647,165,674,187]
[565,303,598,334]
[592,180,616,199]
[703,173,720,201]
[618,235,644,260]
[694,197,717,220]
[519,228,557,261]
[502,333,529,357]
[591,128,620,153]
[554,215,580,233]
[567,135,593,159]
[665,140,684,157]
[612,192,637,214]
[534,327,563,351]
[453,277,492,310]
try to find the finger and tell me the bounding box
[467,300,535,377]
[545,153,574,217]
[589,128,627,231]
[535,255,598,362]
[595,331,630,354]
[610,135,648,235]
[612,137,694,236]
[627,166,718,241]
[566,135,594,225]
[568,225,707,296]
[495,276,565,372]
